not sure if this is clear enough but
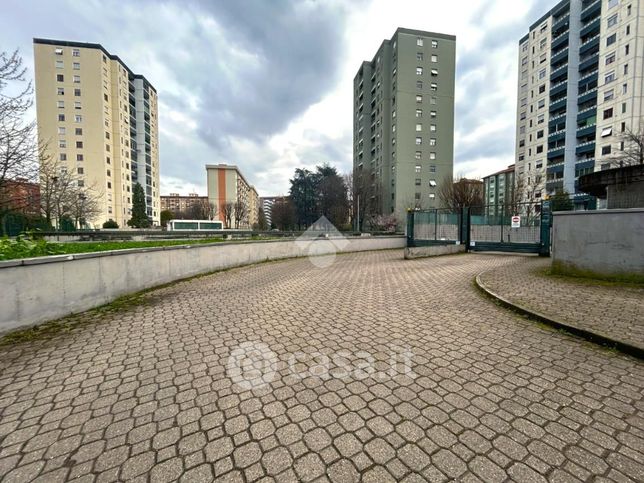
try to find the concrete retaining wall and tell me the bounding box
[0,236,404,334]
[552,209,644,277]
[404,244,465,259]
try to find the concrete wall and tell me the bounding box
[404,244,465,259]
[0,236,405,335]
[552,209,644,277]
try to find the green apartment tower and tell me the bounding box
[353,28,456,226]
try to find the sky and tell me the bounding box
[3,0,560,197]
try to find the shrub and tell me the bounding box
[0,234,64,261]
[103,219,119,229]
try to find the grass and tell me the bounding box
[0,235,276,261]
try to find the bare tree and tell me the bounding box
[220,202,234,229]
[513,171,545,222]
[437,176,484,212]
[69,183,103,228]
[233,201,248,229]
[609,122,644,168]
[353,169,381,231]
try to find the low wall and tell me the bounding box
[0,236,404,334]
[552,209,644,278]
[404,244,465,259]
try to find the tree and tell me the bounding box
[550,189,574,211]
[220,202,234,229]
[127,182,150,228]
[437,176,484,212]
[69,183,102,229]
[352,168,380,231]
[289,168,318,229]
[160,210,174,227]
[271,197,296,231]
[609,122,644,168]
[103,219,119,229]
[254,206,268,231]
[317,164,348,228]
[233,201,248,229]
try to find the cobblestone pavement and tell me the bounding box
[1,251,643,482]
[478,257,644,352]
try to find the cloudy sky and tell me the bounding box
[4,0,559,197]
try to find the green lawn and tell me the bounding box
[0,236,272,261]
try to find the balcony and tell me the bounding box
[577,106,596,121]
[575,141,595,155]
[579,34,600,56]
[547,164,565,174]
[549,97,567,112]
[580,17,600,37]
[578,88,597,105]
[550,47,569,66]
[551,64,568,83]
[580,0,601,23]
[578,52,599,73]
[549,80,568,97]
[578,70,598,89]
[576,124,596,138]
[552,13,570,34]
[547,147,565,159]
[549,130,566,143]
[551,30,569,51]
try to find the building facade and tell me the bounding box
[34,39,160,227]
[483,165,516,217]
[0,179,41,217]
[205,164,259,229]
[515,0,644,206]
[160,193,208,214]
[353,28,455,223]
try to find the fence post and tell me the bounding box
[460,206,470,251]
[406,210,414,247]
[539,200,551,257]
[500,204,504,243]
[434,209,438,241]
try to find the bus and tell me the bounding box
[166,220,224,231]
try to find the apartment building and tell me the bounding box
[160,193,208,214]
[483,165,516,218]
[515,0,643,207]
[205,164,259,228]
[34,39,160,227]
[353,28,455,223]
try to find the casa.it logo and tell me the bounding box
[295,216,349,268]
[227,341,278,390]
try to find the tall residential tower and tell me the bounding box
[515,0,644,206]
[353,28,455,223]
[34,39,160,227]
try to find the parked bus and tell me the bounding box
[166,220,224,231]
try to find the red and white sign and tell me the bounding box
[511,216,521,228]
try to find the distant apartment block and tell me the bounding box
[515,0,644,207]
[0,179,41,216]
[160,193,208,214]
[353,28,456,221]
[483,165,516,217]
[34,39,160,227]
[206,164,259,228]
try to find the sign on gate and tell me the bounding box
[511,215,521,228]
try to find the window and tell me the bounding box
[57,87,64,95]
[623,83,628,94]
[625,44,630,55]
[536,145,543,154]
[606,33,617,46]
[73,75,80,83]
[430,138,436,146]
[415,192,421,200]
[76,154,83,161]
[58,127,65,135]
[415,137,422,145]
[538,99,545,109]
[77,180,84,188]
[75,114,82,123]
[73,62,80,70]
[107,181,112,189]
[429,165,436,173]
[104,93,109,102]
[57,100,64,108]
[430,69,438,76]
[416,80,423,88]
[537,130,544,139]
[608,0,618,8]
[55,48,63,55]
[392,124,396,133]
[416,94,423,103]
[416,67,423,75]
[417,38,424,46]
[55,60,63,69]
[430,83,437,91]
[59,139,66,148]
[416,109,422,118]
[76,141,83,148]
[429,152,436,160]
[429,180,437,187]
[539,84,545,94]
[604,89,614,102]
[603,108,613,120]
[430,124,437,132]
[415,151,422,160]
[58,114,65,122]
[624,64,629,75]
[417,52,423,61]
[431,55,437,63]
[74,88,81,96]
[537,114,545,124]
[626,25,631,35]
[56,74,64,82]
[430,96,437,105]
[607,14,618,28]
[74,101,81,110]
[538,68,546,79]
[606,52,616,65]
[622,102,627,113]
[605,71,615,84]
[415,178,421,186]
[59,153,67,161]
[601,127,613,137]
[601,145,612,155]
[72,48,80,57]
[75,128,82,135]
[77,167,84,175]
[431,40,438,48]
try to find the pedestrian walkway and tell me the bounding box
[0,251,643,482]
[477,257,644,353]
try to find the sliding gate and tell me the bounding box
[407,201,551,255]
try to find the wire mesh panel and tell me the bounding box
[470,202,542,244]
[412,209,460,242]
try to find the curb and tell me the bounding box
[475,271,644,360]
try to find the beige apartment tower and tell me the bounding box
[205,164,259,229]
[34,39,160,227]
